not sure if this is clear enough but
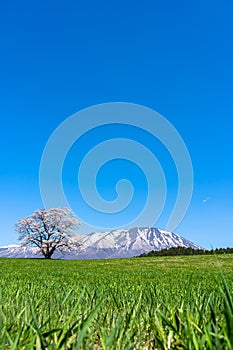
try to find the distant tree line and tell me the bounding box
[138,246,233,258]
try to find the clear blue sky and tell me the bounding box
[0,0,233,248]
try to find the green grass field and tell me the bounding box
[1,255,233,349]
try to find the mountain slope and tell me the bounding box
[0,245,42,258]
[0,227,202,259]
[75,227,202,259]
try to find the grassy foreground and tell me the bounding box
[1,255,233,349]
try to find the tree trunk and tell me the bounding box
[42,250,53,259]
[42,246,57,259]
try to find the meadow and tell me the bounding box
[1,255,233,349]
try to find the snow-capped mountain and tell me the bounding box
[0,227,202,259]
[0,245,42,258]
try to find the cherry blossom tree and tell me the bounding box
[15,208,81,259]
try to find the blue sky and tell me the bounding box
[0,0,233,248]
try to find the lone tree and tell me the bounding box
[15,208,81,259]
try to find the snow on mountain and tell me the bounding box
[74,227,202,259]
[0,245,42,258]
[0,227,202,260]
